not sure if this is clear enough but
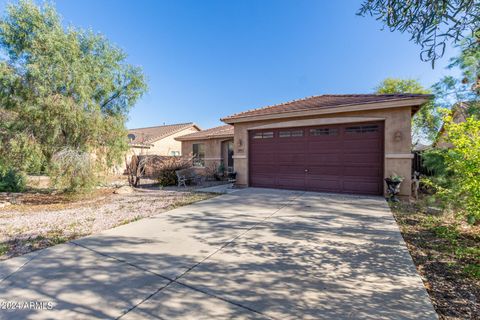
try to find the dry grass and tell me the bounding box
[0,188,216,260]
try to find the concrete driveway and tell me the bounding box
[0,188,436,319]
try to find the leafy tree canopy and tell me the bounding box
[0,0,147,177]
[375,78,440,144]
[434,33,480,115]
[358,0,479,66]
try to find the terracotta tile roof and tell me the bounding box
[128,122,200,146]
[221,94,432,122]
[176,125,234,141]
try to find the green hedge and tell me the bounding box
[0,167,26,192]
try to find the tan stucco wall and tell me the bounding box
[231,106,413,197]
[181,138,233,170]
[124,127,200,170]
[147,127,199,156]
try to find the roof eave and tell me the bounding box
[221,97,432,124]
[176,133,234,141]
[141,124,202,143]
[129,143,153,148]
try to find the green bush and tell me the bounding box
[157,170,179,187]
[424,114,480,224]
[0,166,26,192]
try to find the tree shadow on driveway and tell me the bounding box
[0,189,437,319]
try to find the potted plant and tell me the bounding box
[385,174,404,202]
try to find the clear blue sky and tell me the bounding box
[0,0,460,129]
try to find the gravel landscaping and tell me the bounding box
[0,189,216,260]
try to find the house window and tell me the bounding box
[252,131,274,139]
[310,128,338,136]
[345,125,379,134]
[192,143,205,167]
[279,130,304,138]
[170,151,180,156]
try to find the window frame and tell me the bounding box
[309,128,339,137]
[345,125,379,134]
[252,131,274,139]
[279,129,304,138]
[192,143,205,167]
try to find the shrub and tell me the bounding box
[49,148,96,192]
[0,166,26,192]
[142,156,192,186]
[424,114,480,224]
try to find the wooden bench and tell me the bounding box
[175,168,203,187]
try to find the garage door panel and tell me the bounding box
[249,122,383,195]
[250,165,275,175]
[306,141,343,152]
[305,178,342,192]
[251,174,276,186]
[276,143,305,153]
[343,140,381,151]
[306,153,342,164]
[307,166,343,176]
[277,154,306,163]
[277,165,306,174]
[276,176,305,188]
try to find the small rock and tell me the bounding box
[426,206,443,215]
[113,186,134,194]
[0,201,11,208]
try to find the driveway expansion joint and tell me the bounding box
[79,192,304,319]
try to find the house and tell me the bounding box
[434,102,470,149]
[127,122,201,157]
[175,124,234,171]
[178,94,432,197]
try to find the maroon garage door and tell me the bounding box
[249,122,384,195]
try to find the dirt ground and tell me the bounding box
[391,202,480,319]
[0,188,215,260]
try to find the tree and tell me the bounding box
[424,114,480,224]
[375,78,440,144]
[0,1,147,190]
[434,33,480,114]
[358,0,480,66]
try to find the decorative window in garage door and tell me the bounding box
[345,125,379,134]
[279,130,304,138]
[309,128,338,136]
[252,131,274,139]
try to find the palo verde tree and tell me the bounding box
[434,32,480,113]
[0,1,147,190]
[375,78,439,144]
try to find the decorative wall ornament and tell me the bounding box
[236,138,244,153]
[394,131,403,142]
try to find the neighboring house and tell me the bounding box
[175,124,234,171]
[434,102,470,149]
[127,122,201,157]
[179,94,431,198]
